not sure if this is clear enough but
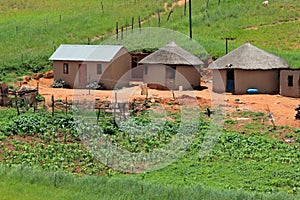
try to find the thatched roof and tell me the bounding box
[208,43,289,70]
[139,41,204,66]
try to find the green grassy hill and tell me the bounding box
[0,0,299,83]
[161,0,299,68]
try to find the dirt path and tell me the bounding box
[26,76,300,128]
[245,17,300,31]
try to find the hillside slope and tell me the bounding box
[0,0,299,82]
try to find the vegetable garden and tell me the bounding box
[0,103,299,198]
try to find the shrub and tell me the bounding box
[86,81,106,90]
[35,93,45,102]
[51,79,70,88]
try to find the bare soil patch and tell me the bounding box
[23,76,300,128]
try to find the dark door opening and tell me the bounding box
[226,69,234,93]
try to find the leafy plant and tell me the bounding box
[51,79,70,88]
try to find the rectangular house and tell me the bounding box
[49,44,132,90]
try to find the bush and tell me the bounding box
[51,79,70,88]
[35,93,45,102]
[86,81,106,90]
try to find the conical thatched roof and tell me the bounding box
[208,43,289,70]
[139,41,204,66]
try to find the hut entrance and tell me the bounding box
[131,57,143,80]
[226,69,234,93]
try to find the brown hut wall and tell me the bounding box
[280,70,300,98]
[175,66,201,89]
[234,69,279,94]
[100,49,131,89]
[143,64,166,88]
[212,69,226,93]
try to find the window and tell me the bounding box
[97,64,102,74]
[144,65,148,75]
[63,63,69,74]
[288,75,293,87]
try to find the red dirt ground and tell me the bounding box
[24,76,300,128]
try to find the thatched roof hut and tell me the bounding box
[139,41,204,90]
[209,42,289,70]
[208,43,289,94]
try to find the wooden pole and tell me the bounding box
[221,37,236,54]
[121,26,123,40]
[184,0,187,16]
[101,2,104,12]
[51,95,54,117]
[114,92,117,125]
[206,0,209,10]
[131,17,134,31]
[65,96,68,115]
[189,0,192,39]
[97,107,100,124]
[116,21,119,40]
[34,100,37,113]
[138,16,141,32]
[166,10,173,22]
[157,9,161,27]
[16,100,20,116]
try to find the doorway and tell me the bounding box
[79,64,87,88]
[226,69,234,93]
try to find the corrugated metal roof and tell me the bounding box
[49,44,124,62]
[208,43,289,70]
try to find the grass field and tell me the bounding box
[1,166,299,200]
[0,0,299,83]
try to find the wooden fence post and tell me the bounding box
[52,95,55,117]
[184,0,187,16]
[97,107,101,124]
[101,2,104,12]
[138,16,141,32]
[65,96,68,115]
[34,99,37,113]
[116,21,119,40]
[131,17,134,31]
[157,9,161,27]
[16,100,20,116]
[121,26,123,40]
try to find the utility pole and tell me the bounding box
[221,37,236,54]
[189,0,192,39]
